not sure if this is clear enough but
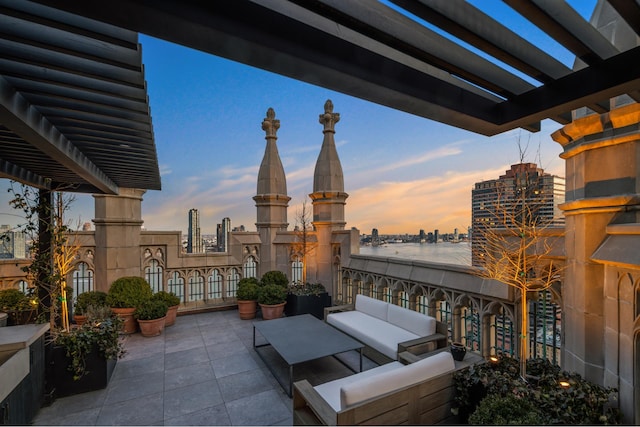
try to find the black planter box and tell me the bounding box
[51,345,116,398]
[284,292,331,320]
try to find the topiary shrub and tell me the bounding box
[134,299,168,320]
[0,288,38,311]
[257,283,287,305]
[106,276,153,308]
[259,270,288,289]
[452,355,621,425]
[469,393,545,425]
[75,290,108,315]
[236,277,259,301]
[152,291,180,307]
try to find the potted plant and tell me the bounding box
[236,277,259,320]
[257,283,287,320]
[51,305,125,397]
[285,282,331,320]
[0,288,38,325]
[106,276,153,334]
[152,291,180,326]
[74,290,108,326]
[134,299,168,337]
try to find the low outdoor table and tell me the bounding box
[253,314,363,397]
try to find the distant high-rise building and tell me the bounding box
[433,229,439,243]
[471,162,565,266]
[371,228,380,246]
[217,217,231,252]
[0,224,26,259]
[187,208,202,253]
[419,229,426,242]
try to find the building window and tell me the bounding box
[243,256,257,279]
[168,271,184,303]
[398,291,409,308]
[208,269,222,301]
[145,259,163,293]
[462,306,480,351]
[188,271,204,301]
[416,295,429,314]
[72,262,93,296]
[226,268,240,298]
[16,280,29,294]
[291,256,303,283]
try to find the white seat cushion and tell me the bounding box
[313,362,404,412]
[339,351,455,410]
[327,311,419,359]
[387,303,436,337]
[354,294,389,321]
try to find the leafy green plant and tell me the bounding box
[452,355,621,425]
[106,276,153,308]
[469,393,545,425]
[236,277,259,300]
[74,290,108,315]
[288,282,326,296]
[53,310,124,380]
[259,270,289,289]
[134,299,168,320]
[0,288,38,311]
[152,291,180,307]
[257,283,287,305]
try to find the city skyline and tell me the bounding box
[0,1,594,236]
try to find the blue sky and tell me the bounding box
[0,0,596,236]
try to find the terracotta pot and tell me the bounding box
[237,300,257,320]
[111,307,137,334]
[259,302,286,320]
[165,305,179,326]
[137,316,166,337]
[74,314,87,326]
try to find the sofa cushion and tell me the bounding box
[354,294,388,321]
[327,310,419,359]
[314,362,404,412]
[387,303,436,337]
[339,351,455,410]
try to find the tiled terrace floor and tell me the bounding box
[33,309,375,426]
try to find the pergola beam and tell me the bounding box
[0,76,119,193]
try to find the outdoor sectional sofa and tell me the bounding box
[324,294,447,363]
[293,350,458,425]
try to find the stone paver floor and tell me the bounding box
[33,309,374,426]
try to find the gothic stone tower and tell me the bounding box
[310,100,349,289]
[254,108,290,276]
[550,1,640,422]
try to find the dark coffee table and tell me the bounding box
[253,314,363,396]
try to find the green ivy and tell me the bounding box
[452,355,621,425]
[54,313,124,380]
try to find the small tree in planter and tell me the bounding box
[106,276,153,334]
[257,283,287,320]
[74,290,108,326]
[152,291,180,326]
[236,277,259,320]
[134,299,168,337]
[51,305,124,397]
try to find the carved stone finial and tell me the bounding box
[262,107,280,138]
[319,99,340,132]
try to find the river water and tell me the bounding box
[358,242,471,266]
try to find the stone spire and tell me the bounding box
[313,99,345,193]
[254,107,290,275]
[256,107,287,196]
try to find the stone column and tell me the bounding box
[551,102,640,384]
[92,188,145,291]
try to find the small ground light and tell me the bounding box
[489,356,499,363]
[559,380,571,388]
